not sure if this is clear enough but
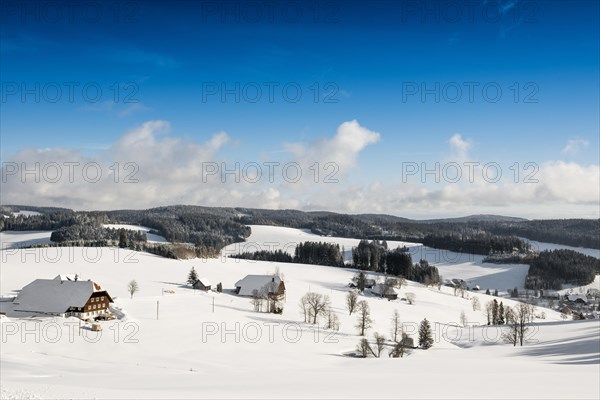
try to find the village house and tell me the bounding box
[8,275,113,320]
[370,283,398,300]
[192,277,212,291]
[235,275,285,299]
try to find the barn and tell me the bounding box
[192,277,212,291]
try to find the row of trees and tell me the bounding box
[525,249,600,290]
[352,241,441,285]
[294,242,344,266]
[230,249,293,263]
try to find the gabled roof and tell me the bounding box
[235,275,282,296]
[370,283,398,296]
[12,278,107,314]
[195,277,211,287]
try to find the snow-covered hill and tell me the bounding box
[0,227,598,399]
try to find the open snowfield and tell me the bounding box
[524,238,600,259]
[0,231,53,250]
[225,225,531,292]
[1,228,599,399]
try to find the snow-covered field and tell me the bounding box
[524,238,600,259]
[225,225,530,292]
[0,230,53,250]
[0,227,599,399]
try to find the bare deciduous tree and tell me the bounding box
[373,332,386,358]
[346,290,358,315]
[472,296,481,311]
[299,293,309,322]
[389,333,411,358]
[390,310,401,342]
[356,300,373,336]
[324,310,340,331]
[502,303,530,346]
[251,289,264,312]
[459,310,467,327]
[303,292,331,324]
[502,307,519,346]
[397,276,407,289]
[356,338,372,358]
[127,280,139,299]
[485,301,494,325]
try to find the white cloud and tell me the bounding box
[1,120,598,219]
[284,119,380,172]
[562,138,589,154]
[448,133,473,160]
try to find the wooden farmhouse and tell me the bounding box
[8,275,113,320]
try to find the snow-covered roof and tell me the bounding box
[235,275,282,296]
[567,294,588,302]
[54,274,79,282]
[197,277,211,287]
[12,279,101,314]
[370,283,398,296]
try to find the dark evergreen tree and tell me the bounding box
[498,302,505,325]
[187,267,199,286]
[492,299,499,325]
[418,318,434,349]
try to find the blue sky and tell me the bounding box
[1,0,599,218]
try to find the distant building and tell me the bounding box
[235,275,285,299]
[370,284,399,300]
[9,275,113,320]
[349,278,376,289]
[192,278,211,291]
[566,294,589,304]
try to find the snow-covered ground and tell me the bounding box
[1,228,598,399]
[103,224,169,243]
[0,231,53,250]
[523,238,600,259]
[225,225,530,292]
[11,210,42,217]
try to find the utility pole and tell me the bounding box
[212,297,215,313]
[156,300,159,320]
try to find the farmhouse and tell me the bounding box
[9,275,113,319]
[235,275,285,299]
[192,277,212,291]
[370,283,399,300]
[566,294,589,304]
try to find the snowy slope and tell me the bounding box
[0,228,598,399]
[225,225,530,292]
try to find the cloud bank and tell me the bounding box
[1,120,598,219]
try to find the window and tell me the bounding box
[101,296,104,301]
[93,304,96,309]
[87,305,91,311]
